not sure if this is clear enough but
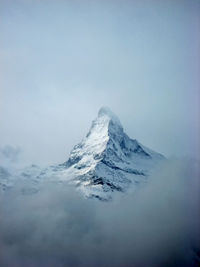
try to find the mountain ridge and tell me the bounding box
[0,107,164,200]
[61,106,164,199]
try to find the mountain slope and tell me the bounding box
[0,107,164,200]
[60,107,164,199]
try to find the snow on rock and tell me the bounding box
[60,107,165,200]
[0,107,164,200]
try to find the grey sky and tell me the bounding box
[0,0,200,165]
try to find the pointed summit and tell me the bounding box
[97,106,122,128]
[63,106,164,200]
[86,107,123,142]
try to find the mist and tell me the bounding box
[0,158,199,267]
[1,0,200,165]
[1,1,200,265]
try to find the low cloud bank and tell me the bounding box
[0,158,199,267]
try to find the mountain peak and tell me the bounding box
[97,106,122,128]
[62,106,164,200]
[98,106,118,119]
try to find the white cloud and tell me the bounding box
[0,158,199,266]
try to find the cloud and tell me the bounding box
[0,145,21,163]
[1,0,200,164]
[0,158,199,267]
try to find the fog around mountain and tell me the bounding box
[1,0,200,165]
[0,107,199,266]
[0,156,199,267]
[0,1,200,266]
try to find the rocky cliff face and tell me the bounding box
[0,107,164,200]
[61,107,164,200]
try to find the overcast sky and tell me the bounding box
[0,0,200,165]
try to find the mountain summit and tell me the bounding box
[62,107,164,200]
[97,106,122,127]
[0,107,164,199]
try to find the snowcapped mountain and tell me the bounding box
[0,107,164,200]
[58,107,164,199]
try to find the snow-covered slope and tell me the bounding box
[59,107,164,200]
[0,107,164,199]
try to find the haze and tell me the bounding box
[0,0,200,165]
